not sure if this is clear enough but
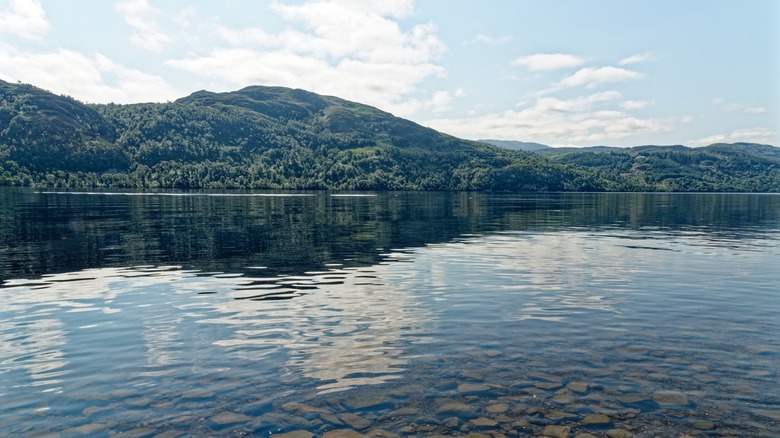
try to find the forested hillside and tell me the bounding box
[1,80,778,192]
[0,81,597,191]
[540,144,780,192]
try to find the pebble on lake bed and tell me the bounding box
[566,382,590,394]
[436,402,474,415]
[209,411,251,426]
[581,414,611,425]
[470,417,498,428]
[485,403,509,413]
[273,431,314,438]
[542,425,571,438]
[458,383,490,394]
[338,413,372,430]
[651,391,689,406]
[321,430,367,438]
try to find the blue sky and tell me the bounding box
[0,0,777,147]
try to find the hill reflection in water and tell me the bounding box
[2,190,777,282]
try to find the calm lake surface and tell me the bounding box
[1,188,779,437]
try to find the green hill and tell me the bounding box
[0,81,598,191]
[543,143,780,191]
[0,79,777,192]
[0,82,127,179]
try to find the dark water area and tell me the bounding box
[1,188,779,437]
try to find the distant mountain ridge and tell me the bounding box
[479,139,551,151]
[483,140,778,158]
[0,79,778,192]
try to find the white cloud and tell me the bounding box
[115,0,173,52]
[173,6,197,28]
[0,0,50,40]
[557,66,643,89]
[621,100,648,110]
[743,106,768,114]
[465,33,513,45]
[618,52,656,65]
[273,0,416,20]
[167,0,446,117]
[713,98,768,114]
[425,90,670,146]
[688,127,776,147]
[422,88,465,113]
[511,53,586,71]
[689,134,726,146]
[0,44,180,103]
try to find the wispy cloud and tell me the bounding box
[688,127,776,147]
[557,66,643,89]
[426,90,670,146]
[0,43,180,103]
[618,51,656,65]
[712,98,768,114]
[423,88,465,113]
[115,0,173,52]
[743,107,768,114]
[621,100,648,110]
[511,53,586,71]
[0,0,50,40]
[167,0,446,117]
[464,33,513,46]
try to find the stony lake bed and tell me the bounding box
[1,189,778,437]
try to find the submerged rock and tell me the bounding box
[544,411,579,421]
[566,382,589,394]
[338,413,372,430]
[458,383,490,394]
[470,417,498,428]
[209,411,252,426]
[273,432,313,438]
[485,403,510,414]
[443,417,459,428]
[282,402,329,415]
[617,394,648,404]
[542,425,571,437]
[436,402,474,415]
[343,394,393,411]
[581,414,611,425]
[322,430,366,438]
[365,429,399,438]
[651,391,689,406]
[606,429,633,438]
[385,407,420,417]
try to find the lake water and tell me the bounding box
[1,188,779,437]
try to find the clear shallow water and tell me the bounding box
[0,189,779,437]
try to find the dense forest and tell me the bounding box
[1,79,778,192]
[533,143,780,192]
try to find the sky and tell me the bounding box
[0,0,778,147]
